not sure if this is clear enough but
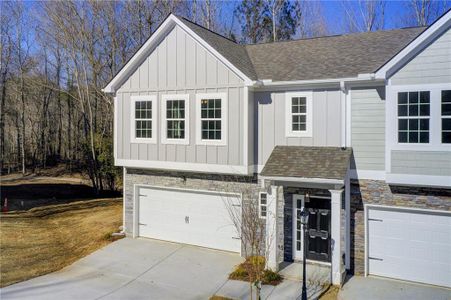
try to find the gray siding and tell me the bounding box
[351,87,385,171]
[390,28,451,85]
[255,89,342,166]
[116,25,245,166]
[391,151,451,176]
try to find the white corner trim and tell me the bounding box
[116,158,250,175]
[103,15,253,93]
[346,89,352,147]
[243,87,249,168]
[349,169,386,180]
[114,95,118,159]
[285,91,313,138]
[130,95,157,144]
[195,92,228,146]
[375,10,451,79]
[385,173,451,188]
[160,94,190,145]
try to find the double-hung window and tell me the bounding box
[131,95,156,143]
[161,94,189,144]
[441,90,451,144]
[285,92,313,137]
[259,193,267,218]
[397,91,430,143]
[196,93,227,145]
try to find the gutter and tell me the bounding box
[246,73,383,89]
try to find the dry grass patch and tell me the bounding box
[229,256,283,286]
[319,285,339,300]
[0,199,122,287]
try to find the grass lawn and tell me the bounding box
[0,198,122,287]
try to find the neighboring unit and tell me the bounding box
[105,11,451,287]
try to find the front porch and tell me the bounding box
[260,146,352,286]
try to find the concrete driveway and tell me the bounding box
[0,238,243,300]
[338,276,451,300]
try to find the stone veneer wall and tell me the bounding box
[351,179,451,275]
[123,167,262,256]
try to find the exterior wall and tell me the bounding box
[350,179,451,275]
[123,168,260,254]
[390,28,451,85]
[350,87,385,171]
[391,150,451,176]
[254,89,342,166]
[116,25,245,166]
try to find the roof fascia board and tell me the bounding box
[250,76,384,91]
[103,16,175,94]
[260,175,344,185]
[375,11,451,79]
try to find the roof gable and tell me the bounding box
[375,9,451,79]
[104,15,253,94]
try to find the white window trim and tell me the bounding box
[130,95,157,144]
[396,91,431,145]
[196,92,228,146]
[387,83,451,151]
[259,192,267,219]
[441,90,451,144]
[285,91,313,137]
[161,94,190,145]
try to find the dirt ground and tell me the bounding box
[0,199,123,287]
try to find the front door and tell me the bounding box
[305,197,331,262]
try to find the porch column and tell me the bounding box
[266,185,278,271]
[330,188,344,285]
[345,172,351,270]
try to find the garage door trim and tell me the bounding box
[364,204,451,279]
[133,184,242,254]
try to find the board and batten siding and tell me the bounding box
[351,87,385,171]
[391,151,451,176]
[390,28,451,85]
[115,25,245,166]
[254,89,342,166]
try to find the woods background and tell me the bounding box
[0,0,449,192]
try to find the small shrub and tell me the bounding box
[228,256,283,286]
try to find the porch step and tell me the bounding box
[279,262,331,284]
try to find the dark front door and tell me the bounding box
[305,197,331,262]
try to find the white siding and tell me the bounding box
[116,25,245,166]
[391,28,451,85]
[351,87,385,171]
[391,151,451,176]
[255,89,342,166]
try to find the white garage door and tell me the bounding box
[138,187,241,253]
[368,207,451,287]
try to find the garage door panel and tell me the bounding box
[138,187,241,253]
[368,207,451,288]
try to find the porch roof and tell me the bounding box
[260,146,352,182]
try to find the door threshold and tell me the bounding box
[293,259,331,267]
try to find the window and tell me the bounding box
[397,91,430,143]
[161,94,189,144]
[131,95,156,143]
[285,92,312,137]
[441,90,451,143]
[196,93,227,145]
[259,193,267,218]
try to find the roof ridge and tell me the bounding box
[244,26,427,47]
[173,14,241,45]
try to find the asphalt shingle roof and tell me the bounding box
[177,15,424,82]
[261,146,353,180]
[176,16,258,80]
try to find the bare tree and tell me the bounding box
[403,0,450,26]
[220,177,275,300]
[342,0,386,32]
